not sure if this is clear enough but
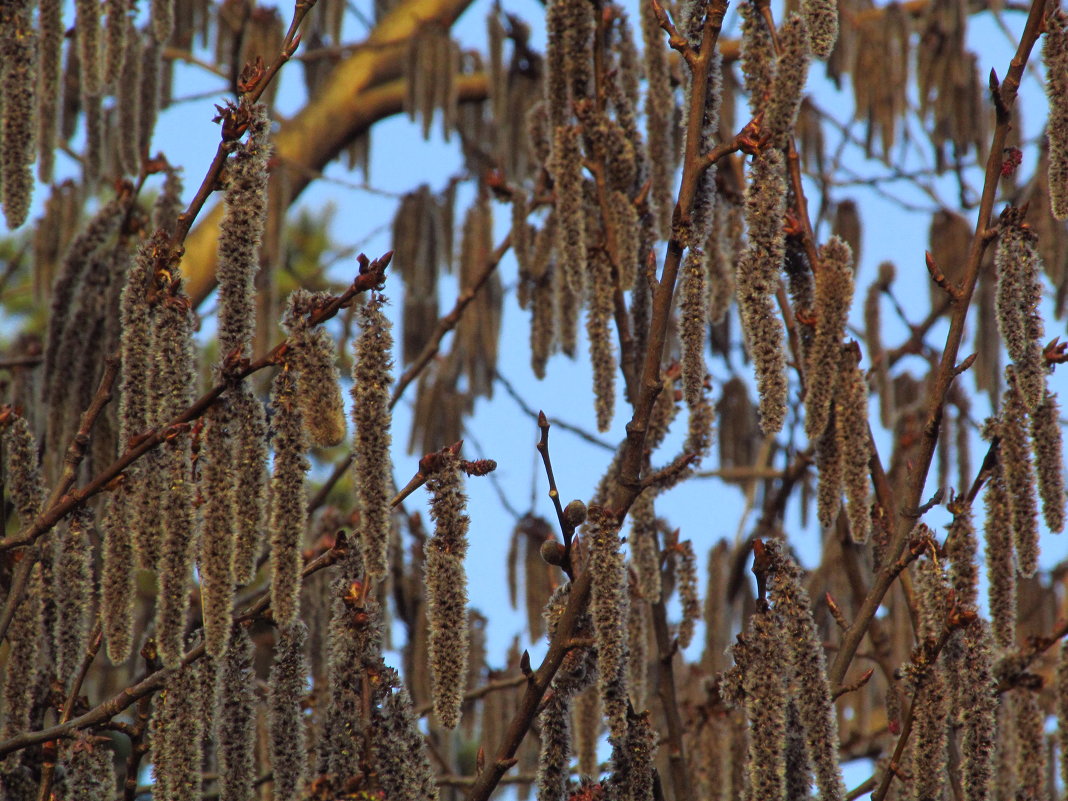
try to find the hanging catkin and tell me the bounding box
[269,622,309,801]
[764,15,811,148]
[1044,10,1068,220]
[587,250,616,432]
[425,449,471,729]
[63,734,115,801]
[982,422,1016,649]
[1,0,39,230]
[201,396,238,659]
[102,485,136,664]
[216,626,257,801]
[55,507,95,686]
[269,366,310,627]
[803,0,839,59]
[680,249,708,410]
[37,0,63,184]
[805,236,855,442]
[284,292,346,448]
[1031,390,1066,532]
[740,1,775,118]
[117,22,143,176]
[959,620,997,801]
[835,346,872,543]
[352,294,394,582]
[675,540,700,650]
[587,505,629,742]
[552,124,588,295]
[999,372,1039,578]
[218,103,271,362]
[231,382,268,583]
[641,0,674,237]
[0,565,42,747]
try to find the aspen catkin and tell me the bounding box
[959,620,997,801]
[285,293,346,448]
[55,507,95,686]
[552,124,588,295]
[64,735,114,801]
[1,0,39,230]
[680,249,709,410]
[675,540,700,650]
[1044,10,1068,220]
[269,622,309,801]
[37,0,63,184]
[352,294,394,582]
[740,1,775,118]
[102,484,136,664]
[1031,390,1066,533]
[201,397,238,659]
[803,0,839,59]
[587,250,616,432]
[425,451,471,729]
[269,366,310,627]
[1000,373,1039,578]
[982,425,1016,649]
[835,347,872,544]
[0,565,43,747]
[806,236,855,443]
[216,626,257,801]
[231,381,268,583]
[764,15,811,147]
[587,505,629,742]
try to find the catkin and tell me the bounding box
[611,707,656,801]
[803,0,839,58]
[155,664,204,801]
[587,505,629,742]
[1,0,38,230]
[269,367,309,627]
[1057,641,1067,797]
[587,250,616,432]
[218,103,271,361]
[764,15,811,147]
[573,685,601,778]
[959,620,997,801]
[627,577,648,710]
[740,1,775,118]
[629,492,661,603]
[680,249,708,410]
[815,407,842,527]
[139,34,161,159]
[37,0,63,184]
[153,292,199,668]
[117,22,143,176]
[806,236,855,442]
[217,627,257,801]
[835,347,871,543]
[1000,373,1039,578]
[982,436,1016,649]
[735,606,788,801]
[536,690,572,801]
[0,565,43,747]
[1044,11,1068,220]
[425,451,471,729]
[641,0,674,237]
[912,663,949,801]
[231,382,268,583]
[373,676,441,801]
[201,397,238,659]
[1031,390,1066,532]
[736,149,788,434]
[285,298,346,448]
[104,0,127,86]
[945,504,979,611]
[675,540,700,650]
[994,208,1046,412]
[55,507,95,686]
[352,294,394,581]
[102,487,135,663]
[552,125,588,295]
[269,622,309,801]
[1,413,45,522]
[64,735,114,801]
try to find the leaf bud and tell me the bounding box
[541,539,567,566]
[563,499,587,527]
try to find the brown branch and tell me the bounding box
[826,0,1048,690]
[414,673,528,717]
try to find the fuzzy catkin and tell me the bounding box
[269,622,309,801]
[681,249,708,410]
[201,397,238,659]
[352,295,394,581]
[0,566,42,748]
[37,0,63,184]
[55,508,95,686]
[740,1,775,118]
[573,685,601,778]
[764,15,811,147]
[736,607,788,801]
[640,0,674,238]
[676,540,700,650]
[119,232,159,447]
[983,447,1016,649]
[806,236,855,442]
[803,0,838,58]
[217,627,257,801]
[959,620,997,801]
[587,250,616,432]
[1,0,38,230]
[155,664,204,801]
[153,293,199,668]
[994,209,1046,412]
[552,124,587,295]
[64,735,114,801]
[536,690,572,801]
[1057,641,1068,797]
[1031,390,1066,532]
[287,312,346,448]
[269,367,310,627]
[587,506,629,742]
[102,487,135,663]
[218,104,271,362]
[815,408,842,528]
[629,492,661,603]
[231,382,268,583]
[765,541,846,801]
[425,453,471,729]
[117,22,143,176]
[835,349,871,543]
[1044,12,1068,220]
[2,414,45,522]
[612,707,656,801]
[1000,374,1039,578]
[912,663,949,801]
[104,0,127,86]
[1014,689,1047,801]
[139,34,161,159]
[373,677,441,801]
[736,149,788,434]
[946,505,979,611]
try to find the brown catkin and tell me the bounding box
[675,540,700,650]
[1057,641,1067,797]
[629,492,661,603]
[154,663,204,801]
[1,0,38,230]
[1000,373,1039,578]
[946,505,979,611]
[269,367,309,627]
[1014,689,1047,801]
[152,0,175,45]
[611,707,656,801]
[216,626,257,801]
[76,0,101,96]
[1031,390,1066,532]
[218,103,270,361]
[1044,11,1068,220]
[994,208,1046,412]
[737,149,788,433]
[201,397,238,659]
[680,249,708,410]
[153,291,199,668]
[231,382,268,583]
[835,347,871,543]
[764,15,811,147]
[101,487,135,663]
[740,1,775,118]
[269,621,309,801]
[0,565,42,747]
[552,124,588,295]
[912,663,949,801]
[803,0,839,58]
[573,685,601,778]
[806,236,855,442]
[641,0,674,238]
[55,507,95,686]
[37,0,63,184]
[627,577,648,709]
[139,33,161,159]
[117,22,143,176]
[352,294,394,582]
[425,452,471,729]
[536,690,572,801]
[816,407,842,527]
[287,303,346,448]
[587,505,629,742]
[373,675,441,801]
[1,414,45,522]
[104,0,127,86]
[983,432,1016,649]
[587,250,616,432]
[960,620,997,801]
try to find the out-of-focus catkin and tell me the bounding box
[806,236,855,442]
[552,124,588,294]
[1044,10,1068,220]
[1000,373,1039,578]
[231,382,268,583]
[1,413,45,522]
[269,366,309,627]
[352,294,394,582]
[1031,390,1065,532]
[425,451,471,729]
[216,626,257,801]
[37,0,63,184]
[675,540,700,650]
[835,346,871,543]
[587,250,616,432]
[994,208,1046,412]
[218,103,271,362]
[102,487,135,663]
[741,1,775,117]
[1,0,39,230]
[55,507,95,686]
[269,621,309,801]
[587,505,629,742]
[803,0,839,58]
[0,565,42,747]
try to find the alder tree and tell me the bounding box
[0,0,1066,800]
